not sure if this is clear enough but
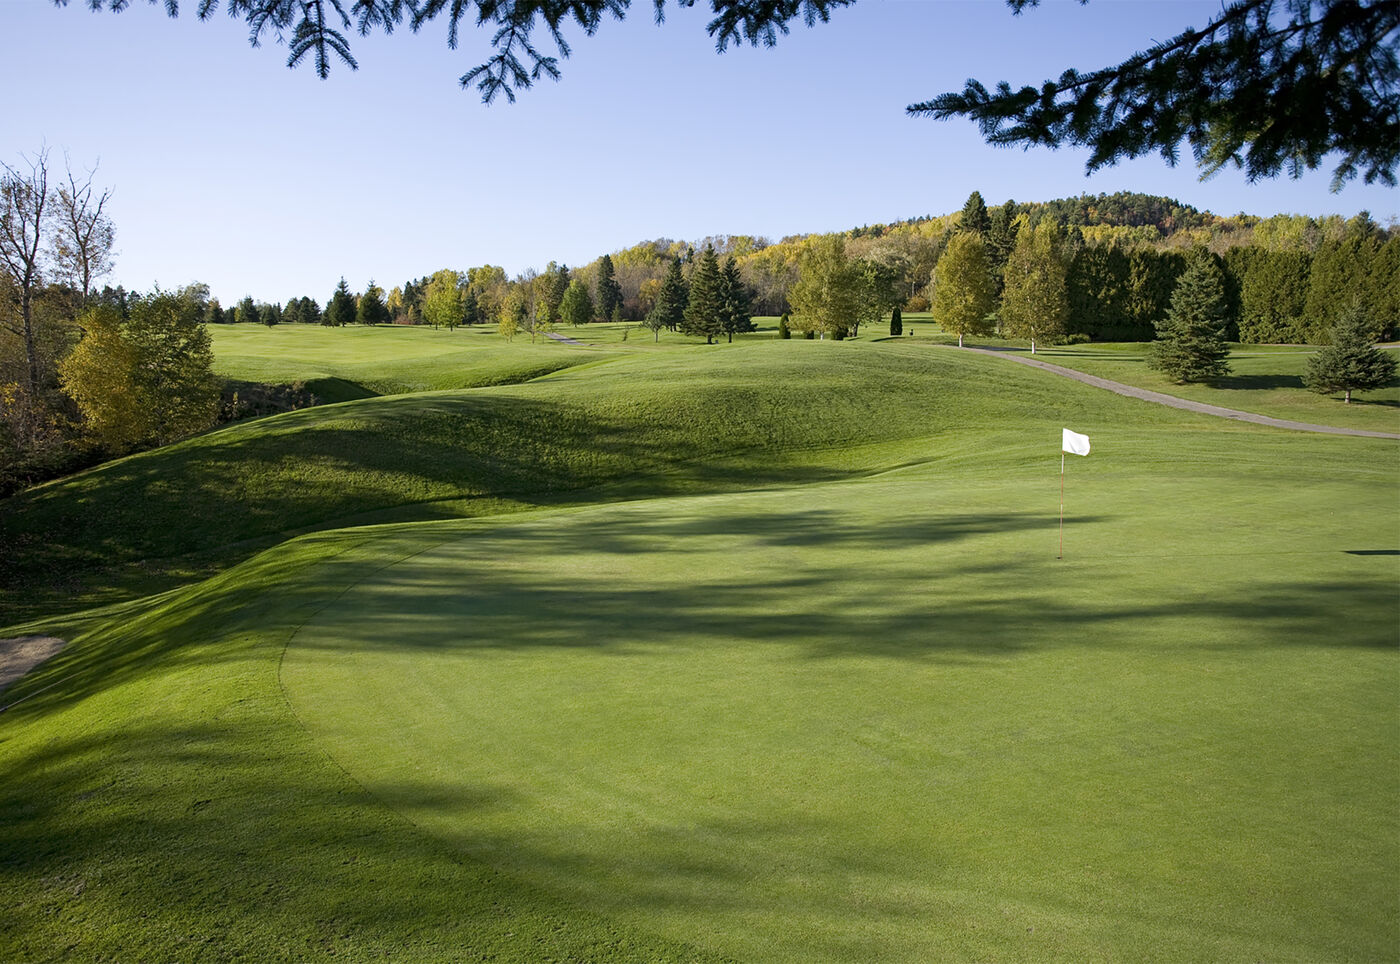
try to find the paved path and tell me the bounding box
[961,346,1400,440]
[545,331,585,346]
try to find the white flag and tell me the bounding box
[1062,428,1091,456]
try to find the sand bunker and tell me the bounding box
[0,635,67,694]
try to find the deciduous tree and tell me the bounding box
[999,219,1068,352]
[931,232,995,347]
[788,235,860,340]
[559,279,593,328]
[59,290,220,453]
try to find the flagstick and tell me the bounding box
[1058,450,1065,560]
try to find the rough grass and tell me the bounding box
[957,341,1400,434]
[1,335,1396,962]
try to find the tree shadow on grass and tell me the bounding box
[1211,374,1304,391]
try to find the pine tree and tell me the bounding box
[931,232,995,347]
[719,256,754,343]
[1148,254,1233,383]
[1000,220,1068,353]
[237,296,259,327]
[650,256,688,333]
[960,190,991,235]
[889,305,903,336]
[1303,303,1398,402]
[681,245,724,344]
[357,280,390,325]
[463,288,481,326]
[596,253,623,323]
[324,278,356,327]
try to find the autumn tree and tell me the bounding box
[59,289,220,453]
[931,232,995,347]
[999,219,1069,352]
[1303,304,1398,403]
[1147,254,1233,383]
[498,284,527,340]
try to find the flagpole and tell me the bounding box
[1058,450,1065,560]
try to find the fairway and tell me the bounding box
[3,339,1396,962]
[283,433,1398,961]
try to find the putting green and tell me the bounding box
[282,438,1398,962]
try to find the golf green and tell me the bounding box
[282,440,1399,962]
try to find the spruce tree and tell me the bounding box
[357,280,390,325]
[237,296,259,327]
[960,190,991,236]
[719,256,754,343]
[324,278,356,327]
[681,245,724,344]
[596,253,623,323]
[1147,254,1233,383]
[650,256,688,332]
[1304,304,1398,402]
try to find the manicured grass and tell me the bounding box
[1,331,1396,962]
[210,322,618,398]
[2,340,1192,622]
[281,443,1399,961]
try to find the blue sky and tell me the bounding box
[5,0,1396,304]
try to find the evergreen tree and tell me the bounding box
[931,232,996,347]
[357,280,390,325]
[985,200,1020,295]
[324,278,356,327]
[999,219,1068,353]
[559,279,594,328]
[1067,243,1130,340]
[681,245,724,344]
[1304,235,1380,343]
[596,253,623,322]
[237,296,259,327]
[718,256,754,343]
[889,305,903,336]
[960,191,991,235]
[1303,303,1399,402]
[462,288,481,326]
[1147,254,1233,383]
[778,312,792,339]
[1126,249,1188,340]
[1236,248,1311,343]
[205,298,225,326]
[650,256,688,332]
[301,296,322,325]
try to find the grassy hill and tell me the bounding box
[1,331,1395,962]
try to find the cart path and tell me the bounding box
[960,346,1400,440]
[544,331,585,346]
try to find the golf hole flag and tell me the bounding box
[1062,428,1091,456]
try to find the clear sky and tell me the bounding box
[4,0,1396,304]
